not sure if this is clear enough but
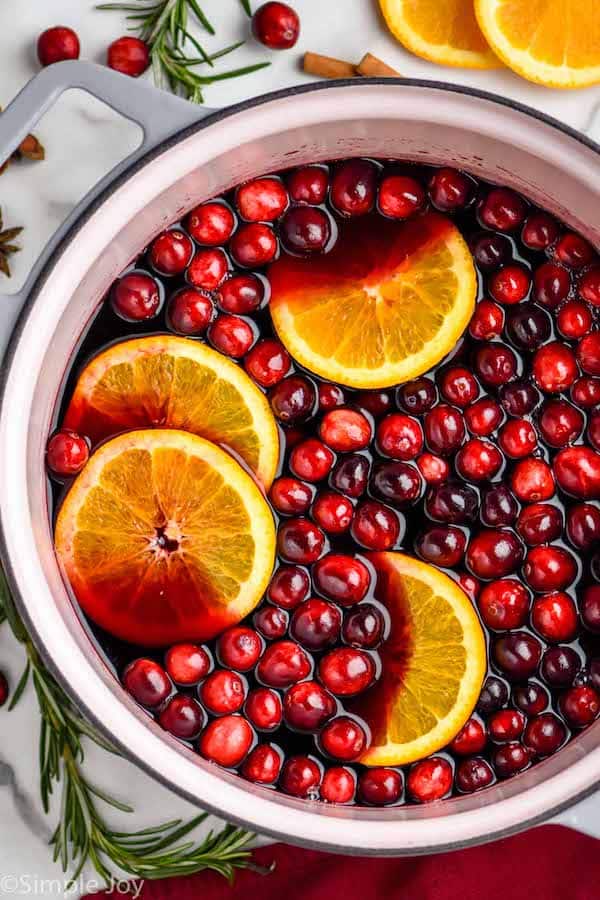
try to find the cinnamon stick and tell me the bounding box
[303,52,357,79]
[356,53,401,77]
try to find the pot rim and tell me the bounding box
[2,77,600,855]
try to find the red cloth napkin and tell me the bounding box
[91,824,599,900]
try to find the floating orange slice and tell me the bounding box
[54,430,276,646]
[63,336,279,489]
[269,212,476,390]
[475,0,600,88]
[379,0,499,69]
[351,552,486,767]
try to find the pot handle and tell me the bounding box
[0,59,213,358]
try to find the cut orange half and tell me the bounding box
[63,335,279,489]
[54,430,276,647]
[351,552,486,767]
[379,0,499,69]
[269,212,477,390]
[475,0,600,88]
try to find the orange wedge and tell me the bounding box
[379,0,499,69]
[351,552,486,767]
[63,336,279,489]
[54,430,276,647]
[269,212,476,390]
[475,0,600,88]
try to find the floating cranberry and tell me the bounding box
[516,503,562,546]
[397,377,437,414]
[572,375,600,407]
[331,453,370,498]
[558,300,593,339]
[532,593,577,643]
[424,404,465,455]
[476,343,517,387]
[470,233,511,272]
[342,604,386,649]
[290,439,334,482]
[320,408,372,452]
[500,381,540,417]
[283,680,336,732]
[278,518,325,564]
[455,757,494,793]
[465,397,503,437]
[417,452,450,484]
[428,168,473,211]
[230,222,278,267]
[589,409,600,450]
[290,597,341,650]
[186,248,228,291]
[560,685,600,728]
[567,503,600,550]
[270,375,316,424]
[319,647,375,696]
[439,367,478,407]
[372,461,424,507]
[522,212,559,250]
[149,230,193,276]
[513,682,548,716]
[217,626,262,672]
[351,501,401,550]
[538,399,584,448]
[467,530,524,580]
[199,715,254,768]
[506,303,550,350]
[449,718,486,755]
[218,273,265,314]
[165,643,211,686]
[416,526,466,568]
[159,695,205,740]
[107,36,150,77]
[498,419,536,459]
[200,669,246,715]
[523,713,566,757]
[208,314,254,358]
[242,744,282,784]
[533,342,578,393]
[555,232,595,269]
[168,288,214,335]
[46,430,89,477]
[578,265,600,305]
[456,439,503,482]
[533,262,570,309]
[378,175,424,219]
[270,478,312,516]
[280,206,332,254]
[186,202,235,246]
[267,566,309,609]
[377,413,423,460]
[469,299,505,341]
[493,632,541,680]
[358,768,403,805]
[288,166,329,205]
[280,755,322,798]
[236,177,289,222]
[320,716,367,761]
[582,586,600,633]
[481,484,519,528]
[37,26,80,65]
[0,672,8,708]
[425,482,478,524]
[407,757,453,802]
[478,579,530,631]
[312,491,353,534]
[319,383,346,411]
[489,264,530,305]
[254,605,289,640]
[492,742,530,777]
[577,332,600,376]
[523,545,577,592]
[477,676,509,715]
[112,271,160,320]
[244,687,283,730]
[479,188,527,232]
[356,390,391,418]
[256,639,312,688]
[122,659,171,709]
[320,766,356,803]
[540,646,581,687]
[252,1,300,49]
[313,554,370,606]
[554,446,600,498]
[510,457,555,503]
[330,159,377,217]
[489,708,525,742]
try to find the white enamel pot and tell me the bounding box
[1,60,599,855]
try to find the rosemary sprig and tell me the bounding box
[0,569,264,885]
[96,0,269,103]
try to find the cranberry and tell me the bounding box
[481,485,519,527]
[539,399,584,448]
[475,343,517,387]
[270,478,312,515]
[470,233,511,272]
[252,1,300,49]
[290,439,334,482]
[199,669,246,715]
[516,503,562,546]
[541,645,581,687]
[112,271,160,320]
[330,159,377,217]
[560,685,600,728]
[478,579,530,631]
[278,518,325,564]
[492,742,530,776]
[372,461,424,507]
[187,249,227,291]
[218,273,265,314]
[554,446,600,498]
[290,597,341,650]
[186,202,235,246]
[165,643,211,685]
[149,230,193,275]
[449,718,486,755]
[466,529,524,580]
[578,332,600,376]
[500,381,540,417]
[313,554,370,606]
[199,715,254,767]
[270,376,316,423]
[489,708,525,742]
[319,647,375,696]
[567,503,600,550]
[498,419,536,459]
[425,482,478,524]
[331,453,370,498]
[256,639,312,688]
[46,430,89,476]
[479,188,527,232]
[416,526,466,567]
[122,659,172,708]
[217,627,262,672]
[533,262,571,309]
[351,501,401,550]
[424,404,465,455]
[455,757,494,793]
[230,223,278,267]
[236,178,288,222]
[513,682,548,716]
[245,687,283,730]
[319,383,346,411]
[506,303,550,349]
[159,695,205,740]
[532,593,577,643]
[523,713,566,756]
[558,300,593,338]
[417,452,450,484]
[439,367,479,407]
[280,755,322,798]
[377,413,423,460]
[312,491,353,534]
[428,168,473,211]
[489,264,530,305]
[589,409,600,450]
[242,744,282,784]
[523,545,577,592]
[477,676,509,715]
[254,605,289,639]
[582,586,600,633]
[107,36,149,77]
[407,757,453,803]
[288,167,328,205]
[456,439,503,482]
[356,390,390,418]
[320,766,356,803]
[510,458,555,502]
[284,680,336,732]
[522,212,559,250]
[168,288,214,335]
[320,408,372,452]
[555,232,595,269]
[280,206,332,254]
[397,377,437,414]
[37,26,80,65]
[267,566,309,609]
[465,397,503,436]
[378,175,425,219]
[572,375,600,407]
[579,266,600,305]
[493,632,541,680]
[0,672,8,708]
[358,768,403,805]
[320,716,367,761]
[342,604,386,649]
[469,299,505,341]
[208,315,254,357]
[533,342,578,394]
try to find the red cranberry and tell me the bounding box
[320,766,356,803]
[245,687,282,730]
[469,300,505,341]
[523,545,577,592]
[149,230,193,275]
[582,586,600,633]
[493,632,542,680]
[449,718,487,755]
[280,755,322,798]
[217,627,262,672]
[522,212,559,249]
[417,452,450,484]
[540,646,581,686]
[589,409,600,450]
[320,716,367,761]
[112,272,160,320]
[199,715,254,767]
[510,458,555,502]
[372,461,424,507]
[516,503,563,546]
[254,605,289,639]
[313,554,370,606]
[489,264,531,305]
[288,166,328,205]
[236,177,288,222]
[230,223,278,267]
[278,518,325,564]
[560,685,600,728]
[558,300,593,338]
[470,233,511,272]
[467,530,524,580]
[439,367,478,407]
[533,262,571,309]
[578,265,600,305]
[252,1,300,49]
[428,168,473,211]
[539,399,584,448]
[555,232,595,269]
[425,482,478,524]
[267,566,309,609]
[578,332,600,376]
[554,446,600,498]
[200,670,246,715]
[456,757,494,793]
[319,383,346,411]
[513,682,548,716]
[498,419,536,459]
[283,680,336,732]
[407,757,453,802]
[465,397,503,436]
[358,768,403,805]
[342,604,386,649]
[532,592,577,643]
[397,377,437,414]
[280,206,332,255]
[481,484,518,528]
[290,597,341,650]
[456,439,503,482]
[500,381,540,417]
[506,303,550,349]
[159,695,205,740]
[567,503,600,550]
[242,744,282,784]
[290,439,334,482]
[478,579,530,631]
[533,342,578,393]
[218,273,265,314]
[165,643,211,686]
[331,159,377,217]
[319,648,375,696]
[377,413,423,460]
[378,175,424,219]
[37,26,80,65]
[186,202,235,246]
[523,713,566,756]
[572,375,600,407]
[270,477,313,515]
[168,288,214,335]
[477,675,509,715]
[320,409,372,452]
[351,501,401,550]
[256,639,312,688]
[492,742,530,776]
[122,659,171,709]
[475,343,517,387]
[312,491,353,534]
[208,315,254,358]
[331,453,370,498]
[489,708,525,742]
[187,248,228,291]
[0,673,8,708]
[416,526,466,567]
[479,188,527,231]
[270,375,316,423]
[424,404,465,455]
[107,36,149,76]
[46,430,89,476]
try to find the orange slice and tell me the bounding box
[351,552,486,766]
[379,0,499,69]
[475,0,600,88]
[54,430,276,647]
[63,335,279,489]
[269,212,476,390]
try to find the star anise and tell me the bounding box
[0,106,45,175]
[0,207,23,277]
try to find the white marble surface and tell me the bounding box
[2,0,600,895]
